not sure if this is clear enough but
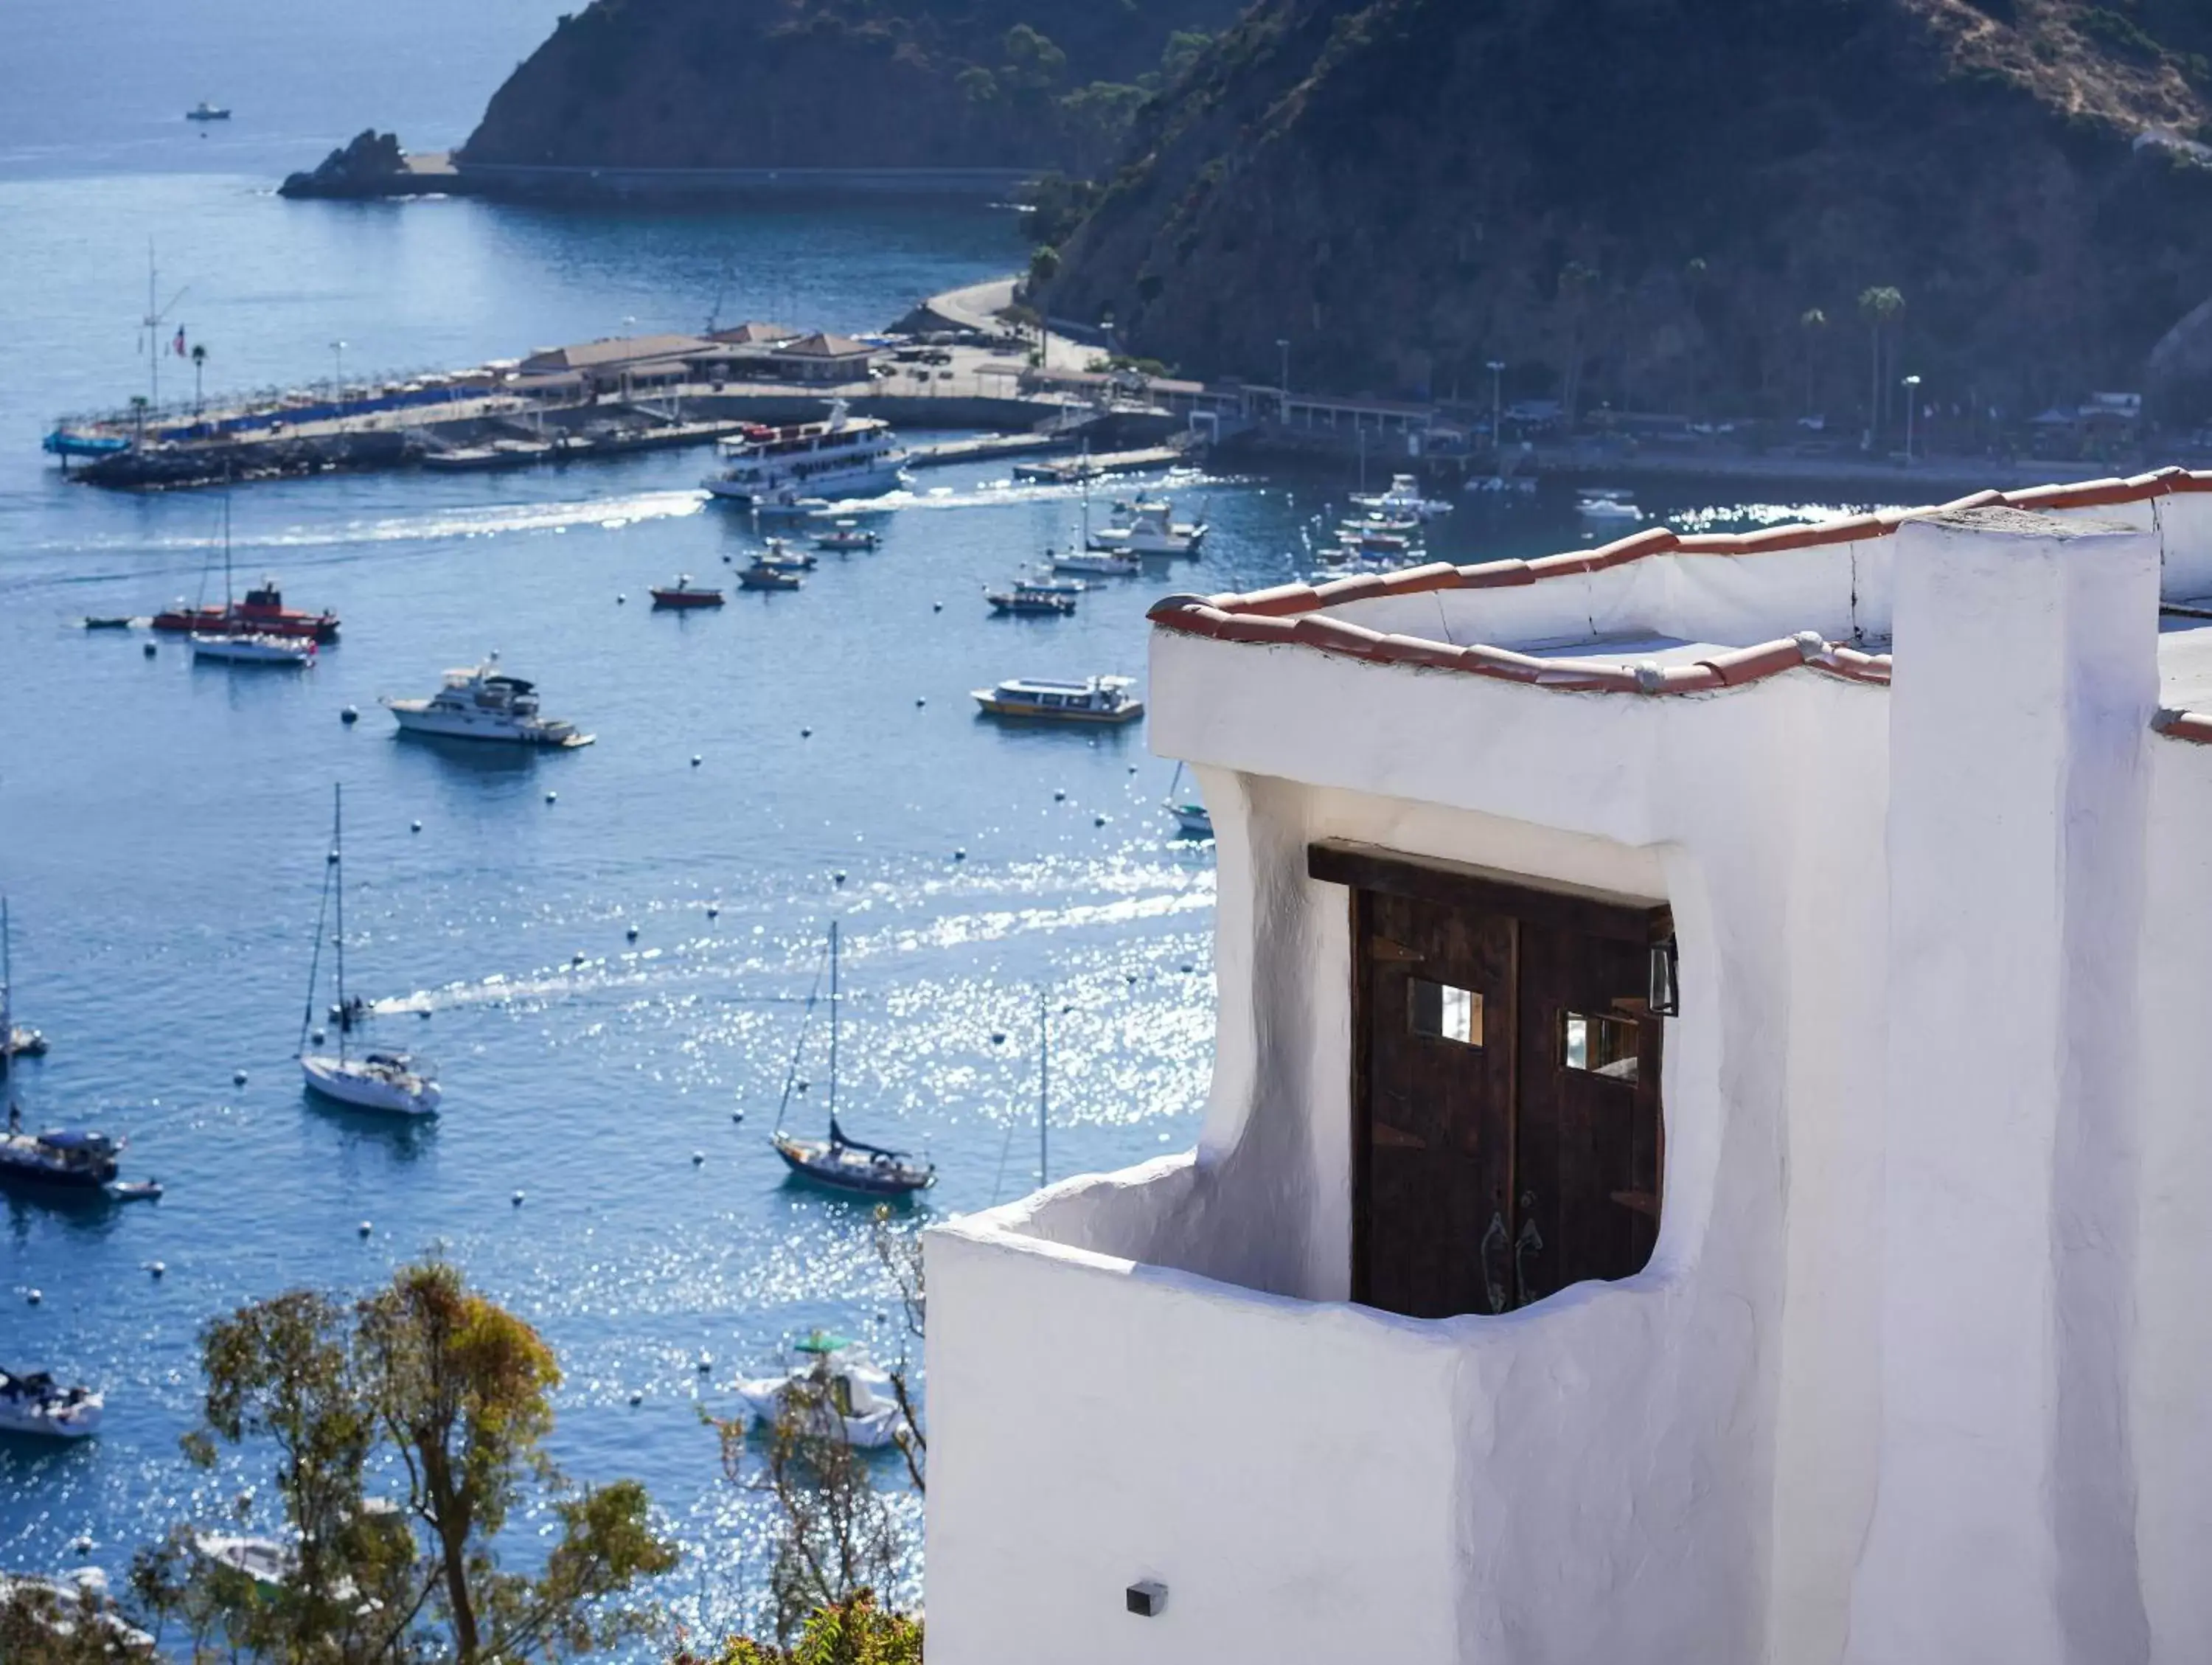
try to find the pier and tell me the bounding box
[41,284,1180,491]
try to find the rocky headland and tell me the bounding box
[1030,0,2212,418]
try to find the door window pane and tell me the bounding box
[1562,1012,1639,1082]
[1409,978,1481,1046]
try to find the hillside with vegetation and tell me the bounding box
[459,0,1242,177]
[1029,0,2212,421]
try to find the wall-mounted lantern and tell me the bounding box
[1126,1579,1168,1618]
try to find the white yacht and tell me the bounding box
[382,656,592,747]
[1350,472,1454,520]
[971,675,1144,725]
[703,400,908,506]
[0,1369,102,1439]
[1086,498,1207,557]
[735,1333,906,1449]
[190,631,316,667]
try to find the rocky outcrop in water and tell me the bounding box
[1034,0,2212,420]
[279,131,414,199]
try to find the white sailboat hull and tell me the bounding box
[300,1054,440,1116]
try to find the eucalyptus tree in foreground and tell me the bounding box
[136,1259,678,1664]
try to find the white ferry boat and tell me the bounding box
[971,675,1144,725]
[381,657,593,748]
[703,400,908,507]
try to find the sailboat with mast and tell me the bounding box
[1,899,47,1066]
[190,496,316,667]
[297,785,439,1116]
[768,921,934,1198]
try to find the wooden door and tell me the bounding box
[1356,889,1517,1318]
[1511,921,1663,1307]
[1324,844,1667,1318]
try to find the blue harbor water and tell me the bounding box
[0,7,1902,1645]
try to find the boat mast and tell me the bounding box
[827,919,838,1127]
[2,897,15,1088]
[333,783,347,1063]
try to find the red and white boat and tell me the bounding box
[153,577,338,642]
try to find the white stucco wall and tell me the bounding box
[927,499,2212,1665]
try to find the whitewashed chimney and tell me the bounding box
[1848,505,2158,1665]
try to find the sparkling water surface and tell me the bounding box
[0,12,1892,1644]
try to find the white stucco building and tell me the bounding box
[925,467,2212,1664]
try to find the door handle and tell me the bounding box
[1480,1211,1509,1315]
[1514,1205,1545,1307]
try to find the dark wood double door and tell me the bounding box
[1315,845,1669,1320]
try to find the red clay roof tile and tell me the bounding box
[1153,473,2190,709]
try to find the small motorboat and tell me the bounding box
[2,1026,43,1062]
[1050,548,1141,578]
[972,674,1144,725]
[108,1178,163,1202]
[735,1332,905,1448]
[812,518,880,551]
[1576,487,1643,523]
[756,538,817,571]
[191,630,316,667]
[298,785,442,1119]
[1350,472,1453,521]
[987,582,1078,617]
[186,101,231,121]
[0,1369,102,1439]
[739,559,804,591]
[650,575,726,608]
[383,656,592,747]
[82,616,134,630]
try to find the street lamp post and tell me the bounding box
[1276,337,1290,425]
[1902,373,1922,465]
[1487,359,1506,461]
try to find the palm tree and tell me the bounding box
[1557,260,1600,429]
[189,342,208,417]
[1799,307,1827,419]
[1858,287,1905,441]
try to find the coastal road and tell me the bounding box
[920,276,1088,370]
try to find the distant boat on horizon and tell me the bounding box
[185,102,231,122]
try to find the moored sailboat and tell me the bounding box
[768,922,933,1198]
[298,785,440,1118]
